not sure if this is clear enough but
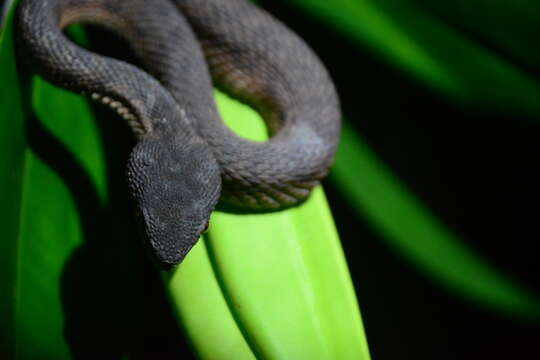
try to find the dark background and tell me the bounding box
[261,1,540,359]
[2,0,539,358]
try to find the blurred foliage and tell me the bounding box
[286,0,540,115]
[268,0,540,321]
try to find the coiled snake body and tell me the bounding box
[16,0,341,267]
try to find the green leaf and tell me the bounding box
[0,3,107,358]
[166,91,370,359]
[332,122,540,320]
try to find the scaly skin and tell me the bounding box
[16,0,341,268]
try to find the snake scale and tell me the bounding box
[16,0,341,268]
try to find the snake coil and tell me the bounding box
[16,0,341,267]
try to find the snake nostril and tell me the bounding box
[202,220,210,234]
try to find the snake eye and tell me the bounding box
[202,220,210,234]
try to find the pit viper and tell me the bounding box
[16,0,341,267]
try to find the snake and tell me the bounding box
[16,0,341,268]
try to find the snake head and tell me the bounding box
[127,136,221,269]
